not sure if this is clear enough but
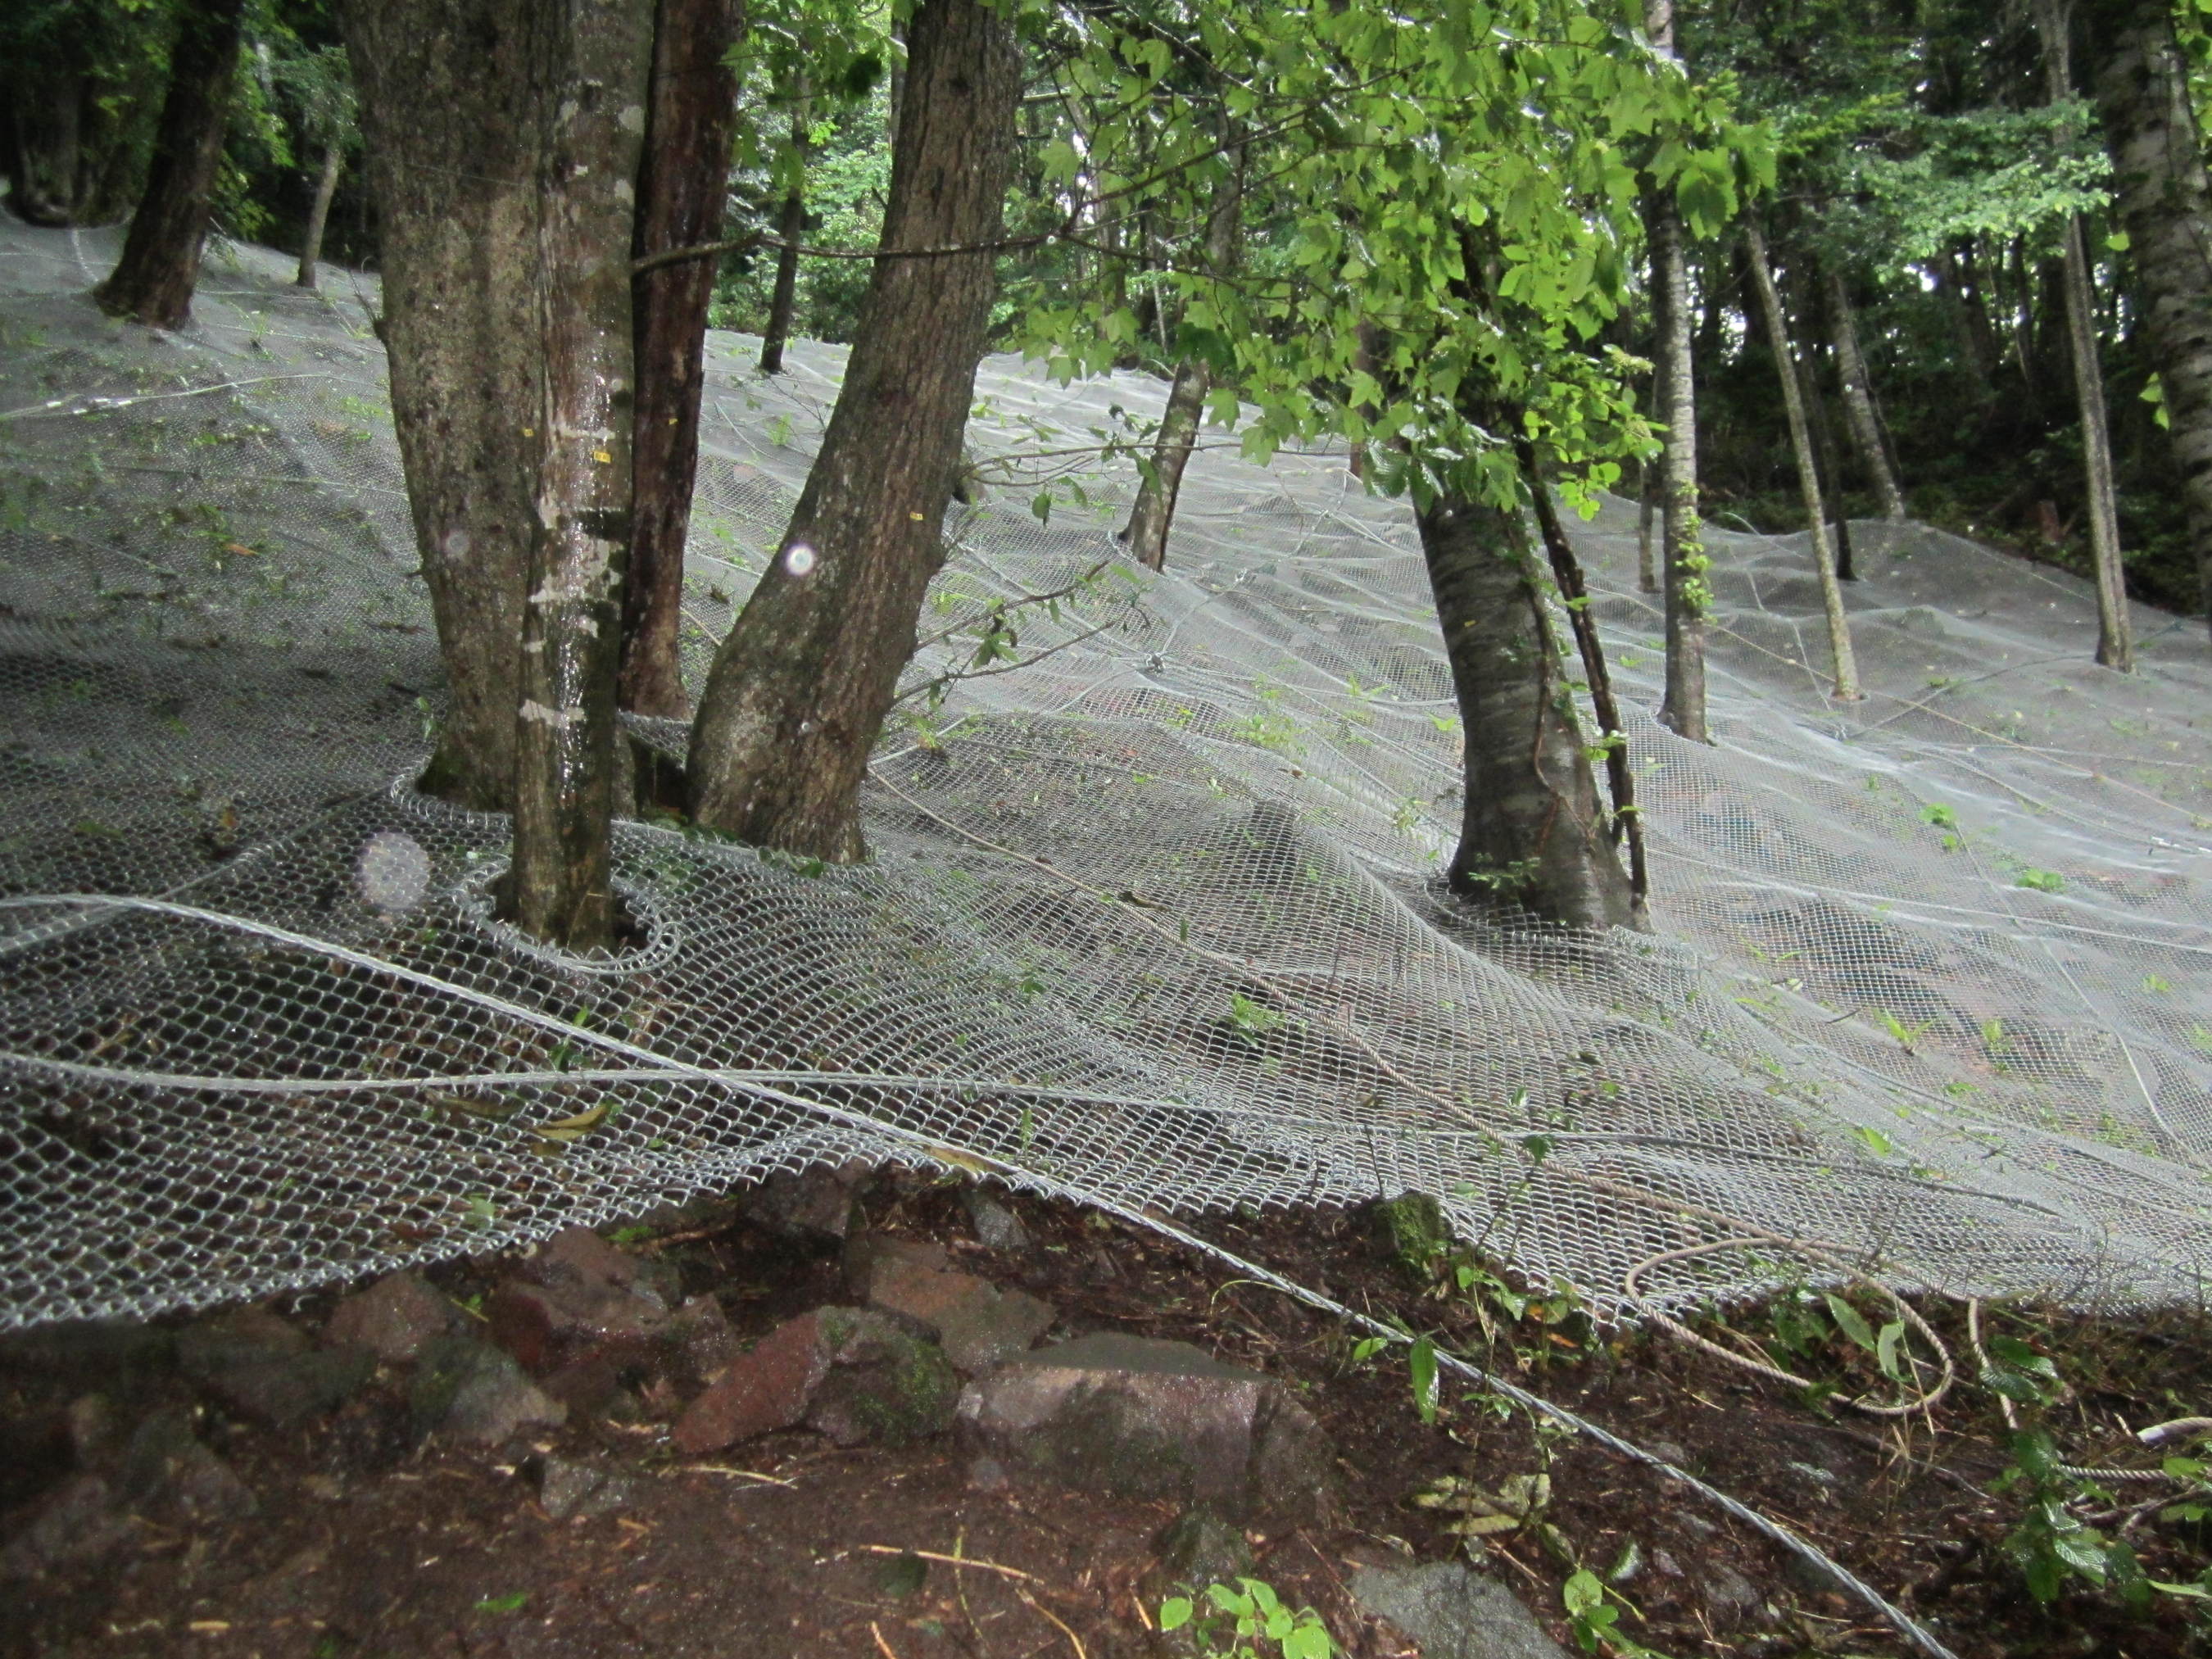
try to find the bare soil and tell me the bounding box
[3,1170,2207,1659]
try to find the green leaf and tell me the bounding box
[1408,1334,1440,1424]
[1030,492,1053,526]
[1562,1569,1604,1616]
[1351,1335,1389,1362]
[1824,1293,1879,1354]
[1875,1319,1906,1383]
[1159,1596,1193,1630]
[474,1592,528,1615]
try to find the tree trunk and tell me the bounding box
[685,0,1019,860]
[1348,319,1381,481]
[1521,443,1649,926]
[505,1,655,950]
[4,72,82,225]
[2083,0,2212,636]
[1635,457,1658,592]
[758,81,809,377]
[1644,0,1708,742]
[295,142,342,288]
[2040,0,2133,670]
[620,0,745,720]
[1415,490,1636,931]
[1819,265,1906,520]
[345,0,547,811]
[1788,287,1856,580]
[1119,128,1241,572]
[93,0,246,329]
[1648,194,1709,741]
[1743,216,1862,701]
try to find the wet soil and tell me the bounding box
[3,1172,2208,1659]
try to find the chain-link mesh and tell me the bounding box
[2,221,2208,1332]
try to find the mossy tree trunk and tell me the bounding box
[93,0,245,329]
[1416,487,1638,931]
[619,0,746,720]
[685,0,1019,860]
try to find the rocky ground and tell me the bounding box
[2,1167,2207,1658]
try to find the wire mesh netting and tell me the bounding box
[2,221,2209,1333]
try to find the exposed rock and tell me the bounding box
[410,1333,566,1446]
[962,1187,1031,1253]
[1702,1564,1764,1624]
[529,1454,636,1521]
[664,1293,744,1391]
[672,1304,959,1454]
[955,1332,1335,1521]
[671,1308,835,1455]
[519,1226,681,1307]
[488,1254,666,1380]
[1368,1191,1449,1281]
[1150,1505,1254,1592]
[1349,1560,1569,1659]
[845,1234,1054,1373]
[805,1308,960,1447]
[118,1407,256,1523]
[178,1306,373,1430]
[744,1163,866,1243]
[0,1475,132,1580]
[323,1271,456,1364]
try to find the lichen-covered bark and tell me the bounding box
[685,0,1019,860]
[506,1,655,950]
[1743,216,1861,701]
[620,0,746,719]
[345,0,546,811]
[1648,191,1709,742]
[93,0,245,329]
[2083,0,2212,636]
[1416,491,1636,931]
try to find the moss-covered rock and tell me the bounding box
[1369,1190,1450,1282]
[805,1308,960,1447]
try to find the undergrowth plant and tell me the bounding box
[1159,1579,1334,1658]
[1980,1329,2149,1607]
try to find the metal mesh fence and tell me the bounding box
[2,221,2208,1332]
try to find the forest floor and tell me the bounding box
[3,1168,2209,1659]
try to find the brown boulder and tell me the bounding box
[844,1234,1054,1373]
[955,1332,1334,1521]
[324,1271,456,1364]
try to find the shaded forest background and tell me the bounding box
[7,0,2210,617]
